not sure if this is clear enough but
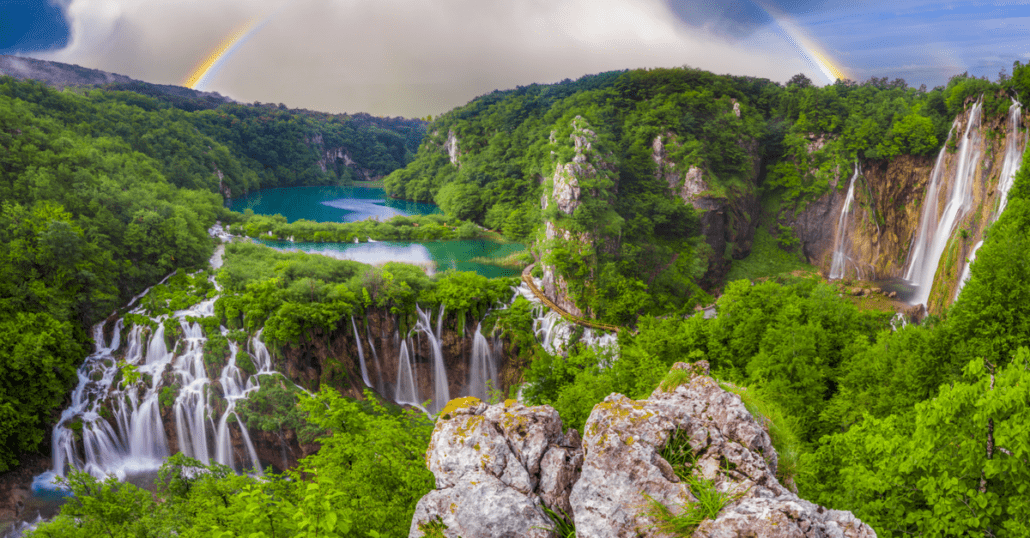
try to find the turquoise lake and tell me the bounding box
[226,186,523,278]
[227,185,440,223]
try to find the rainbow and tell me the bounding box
[749,0,851,84]
[182,10,278,90]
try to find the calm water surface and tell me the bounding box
[227,185,440,223]
[228,186,522,277]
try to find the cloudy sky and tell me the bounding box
[2,0,1029,117]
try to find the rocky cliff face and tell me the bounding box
[785,154,934,279]
[652,125,762,286]
[787,100,1026,313]
[540,116,620,318]
[410,362,874,538]
[304,133,380,181]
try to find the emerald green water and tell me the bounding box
[229,186,523,278]
[256,239,524,278]
[227,185,440,223]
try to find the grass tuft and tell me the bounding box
[658,369,692,393]
[541,504,577,538]
[643,473,736,535]
[718,383,803,486]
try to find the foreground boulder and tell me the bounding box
[411,363,875,537]
[408,397,583,538]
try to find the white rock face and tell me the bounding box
[409,398,583,538]
[445,129,461,166]
[410,363,876,538]
[571,361,874,537]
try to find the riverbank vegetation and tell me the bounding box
[0,74,424,471]
[6,57,1030,537]
[227,212,487,242]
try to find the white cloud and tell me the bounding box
[36,0,810,117]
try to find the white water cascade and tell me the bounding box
[467,323,500,401]
[953,240,984,300]
[37,279,299,491]
[413,304,449,414]
[904,99,984,306]
[953,98,1026,299]
[351,316,372,387]
[393,338,420,409]
[994,98,1026,219]
[829,163,861,280]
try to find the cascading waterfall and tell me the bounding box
[467,323,499,401]
[954,240,984,300]
[38,277,290,491]
[394,339,420,408]
[365,323,385,394]
[829,163,861,280]
[954,98,1026,299]
[414,304,449,414]
[351,316,372,387]
[994,98,1026,219]
[905,98,984,306]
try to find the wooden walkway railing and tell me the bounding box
[520,270,622,333]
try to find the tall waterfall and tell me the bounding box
[904,99,983,306]
[829,163,861,280]
[414,305,449,414]
[954,98,1026,299]
[953,240,984,300]
[467,323,500,401]
[994,98,1026,219]
[351,316,372,387]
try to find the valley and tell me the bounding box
[1,57,1030,537]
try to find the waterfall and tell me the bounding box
[414,305,449,414]
[953,99,1025,301]
[995,98,1026,219]
[905,99,984,306]
[394,340,420,408]
[365,323,384,394]
[829,163,861,280]
[954,240,984,300]
[38,276,297,493]
[467,323,499,401]
[351,316,372,387]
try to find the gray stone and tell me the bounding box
[409,398,582,538]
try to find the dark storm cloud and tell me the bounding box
[32,0,808,118]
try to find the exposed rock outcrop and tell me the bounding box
[409,398,583,538]
[652,130,762,286]
[540,116,620,318]
[411,362,875,538]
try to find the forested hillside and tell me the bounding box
[3,57,1030,538]
[385,65,1030,323]
[0,74,421,472]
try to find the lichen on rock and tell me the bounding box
[410,363,875,538]
[409,398,583,538]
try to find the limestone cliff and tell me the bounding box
[539,116,620,318]
[409,362,874,538]
[786,97,1026,313]
[304,133,380,181]
[651,121,762,286]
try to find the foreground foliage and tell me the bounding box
[28,389,434,538]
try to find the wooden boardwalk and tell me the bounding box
[520,266,621,333]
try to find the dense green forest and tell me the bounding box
[384,64,1030,325]
[0,75,421,472]
[4,59,1030,538]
